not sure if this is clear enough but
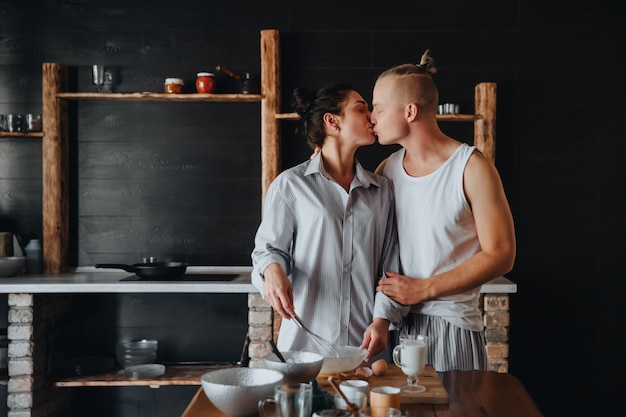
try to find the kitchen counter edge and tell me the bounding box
[0,267,516,294]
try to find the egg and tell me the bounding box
[371,358,388,376]
[355,366,373,380]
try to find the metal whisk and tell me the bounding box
[291,313,341,358]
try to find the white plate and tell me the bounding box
[124,364,165,379]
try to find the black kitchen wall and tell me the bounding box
[1,1,625,416]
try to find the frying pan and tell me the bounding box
[95,262,188,279]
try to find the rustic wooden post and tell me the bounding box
[41,63,69,273]
[260,29,283,342]
[260,29,281,211]
[474,82,497,164]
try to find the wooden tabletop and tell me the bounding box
[180,366,544,417]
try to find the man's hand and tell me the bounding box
[376,271,432,305]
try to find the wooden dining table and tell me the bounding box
[181,365,544,417]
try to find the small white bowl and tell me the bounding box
[320,346,367,374]
[0,256,25,278]
[262,350,324,383]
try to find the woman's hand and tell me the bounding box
[261,263,296,319]
[360,318,390,362]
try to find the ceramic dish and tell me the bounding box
[124,364,165,379]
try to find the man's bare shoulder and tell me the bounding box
[375,157,389,175]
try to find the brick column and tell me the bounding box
[7,294,72,417]
[247,293,273,368]
[481,294,510,373]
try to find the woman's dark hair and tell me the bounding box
[291,83,355,149]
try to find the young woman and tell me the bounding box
[251,83,403,361]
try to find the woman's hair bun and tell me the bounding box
[292,87,317,118]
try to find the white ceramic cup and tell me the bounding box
[333,391,367,411]
[339,380,370,404]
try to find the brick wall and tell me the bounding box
[482,294,510,373]
[247,293,512,372]
[7,294,72,417]
[247,293,275,367]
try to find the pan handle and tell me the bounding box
[215,65,240,80]
[95,263,137,273]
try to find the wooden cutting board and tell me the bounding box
[317,364,448,404]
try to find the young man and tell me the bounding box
[370,52,516,371]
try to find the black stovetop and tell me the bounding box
[121,273,239,282]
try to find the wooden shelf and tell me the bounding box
[437,114,481,121]
[0,132,43,138]
[275,112,480,122]
[53,364,233,388]
[56,92,263,102]
[276,112,299,120]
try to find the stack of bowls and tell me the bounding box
[115,339,158,368]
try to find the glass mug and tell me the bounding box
[392,334,428,393]
[259,383,312,417]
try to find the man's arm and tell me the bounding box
[377,151,516,304]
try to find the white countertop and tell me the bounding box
[0,266,257,294]
[0,266,516,294]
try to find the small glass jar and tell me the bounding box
[6,114,25,133]
[196,72,215,93]
[164,78,184,94]
[26,114,42,132]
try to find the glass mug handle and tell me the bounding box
[392,344,404,367]
[258,397,276,417]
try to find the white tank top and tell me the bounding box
[383,143,483,331]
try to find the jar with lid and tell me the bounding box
[196,72,215,93]
[164,78,184,94]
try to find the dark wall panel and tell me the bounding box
[70,100,260,264]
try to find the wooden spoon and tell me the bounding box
[327,376,359,417]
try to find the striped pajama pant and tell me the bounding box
[394,313,488,372]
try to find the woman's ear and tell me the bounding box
[406,103,419,122]
[323,112,339,131]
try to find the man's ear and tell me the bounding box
[406,103,419,122]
